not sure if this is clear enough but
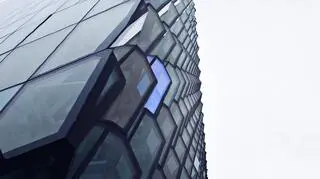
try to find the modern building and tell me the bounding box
[0,0,207,178]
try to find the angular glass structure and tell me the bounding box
[0,0,207,178]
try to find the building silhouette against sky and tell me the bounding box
[0,0,207,178]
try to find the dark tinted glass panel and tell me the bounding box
[81,133,135,179]
[0,58,99,154]
[67,126,104,178]
[130,113,163,179]
[152,168,165,179]
[104,50,155,128]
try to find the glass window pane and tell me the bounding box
[0,85,22,112]
[146,0,170,10]
[0,58,99,155]
[0,26,72,90]
[103,50,155,128]
[166,38,182,65]
[157,106,176,163]
[145,58,171,114]
[182,128,190,146]
[150,29,175,60]
[130,113,163,179]
[112,13,147,47]
[185,156,192,173]
[175,137,186,162]
[81,133,135,179]
[85,0,128,18]
[23,0,98,44]
[36,1,137,75]
[67,126,104,178]
[170,101,183,126]
[163,149,179,179]
[160,2,178,26]
[152,168,165,179]
[179,100,188,118]
[163,64,180,106]
[112,45,133,61]
[180,168,189,179]
[134,8,165,52]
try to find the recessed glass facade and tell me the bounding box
[0,0,207,178]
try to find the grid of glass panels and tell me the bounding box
[0,0,208,178]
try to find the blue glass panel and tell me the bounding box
[144,58,171,114]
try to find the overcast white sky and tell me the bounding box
[195,0,320,178]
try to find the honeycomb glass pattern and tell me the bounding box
[0,0,207,178]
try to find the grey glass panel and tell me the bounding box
[150,30,174,60]
[160,3,178,26]
[175,137,186,162]
[112,13,147,47]
[58,0,81,11]
[0,18,43,54]
[170,101,183,126]
[112,46,133,61]
[176,49,186,68]
[175,0,186,14]
[67,126,104,178]
[152,169,164,179]
[180,168,189,179]
[186,156,192,173]
[178,29,188,44]
[0,58,99,154]
[104,50,155,128]
[81,133,135,179]
[179,100,188,118]
[0,85,22,112]
[0,26,72,90]
[163,149,179,179]
[170,18,183,36]
[23,0,98,44]
[36,1,136,75]
[157,107,176,163]
[182,128,190,146]
[86,0,128,18]
[130,114,163,179]
[175,70,185,101]
[187,122,193,135]
[163,64,179,106]
[190,145,195,160]
[191,167,197,178]
[135,8,165,52]
[180,11,188,23]
[166,38,182,65]
[145,0,170,10]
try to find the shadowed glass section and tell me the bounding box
[180,167,189,179]
[0,26,72,90]
[160,2,178,26]
[0,58,99,154]
[163,149,179,179]
[144,0,170,10]
[145,58,171,114]
[185,155,192,173]
[112,45,133,61]
[130,113,163,179]
[35,1,137,75]
[170,101,183,126]
[67,126,104,178]
[81,133,135,179]
[104,50,155,128]
[150,27,175,60]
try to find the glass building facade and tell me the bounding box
[0,0,207,178]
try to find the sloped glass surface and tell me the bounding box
[131,114,163,179]
[175,70,186,101]
[104,50,155,128]
[152,168,165,179]
[185,156,192,173]
[170,101,183,126]
[23,0,98,44]
[182,128,190,146]
[166,38,182,65]
[145,0,170,10]
[160,2,178,26]
[85,0,128,18]
[0,58,99,154]
[180,168,189,179]
[36,1,137,75]
[81,133,135,179]
[175,136,186,162]
[145,58,171,114]
[0,26,72,90]
[112,46,133,61]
